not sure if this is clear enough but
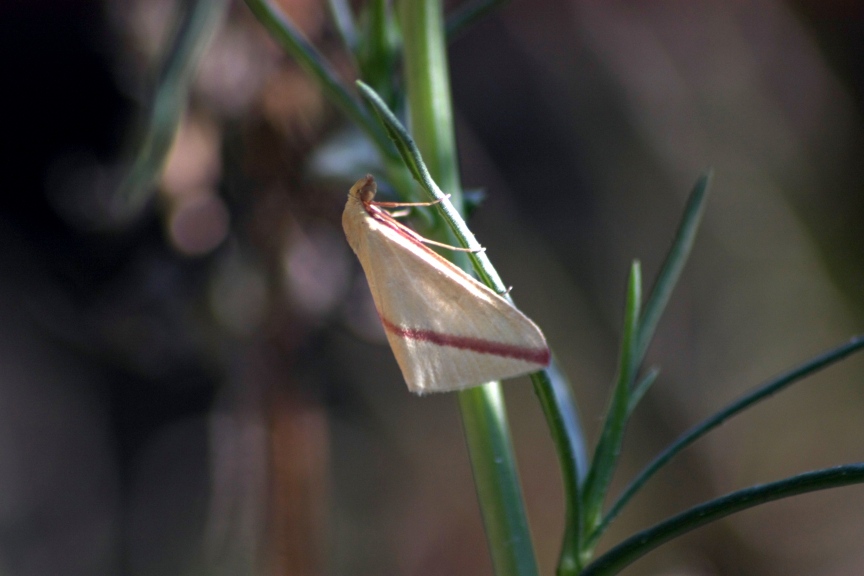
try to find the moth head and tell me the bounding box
[350,174,377,203]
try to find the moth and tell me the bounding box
[342,175,550,394]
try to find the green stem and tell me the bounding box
[358,79,587,576]
[400,0,462,213]
[399,2,537,575]
[359,77,586,576]
[458,386,541,576]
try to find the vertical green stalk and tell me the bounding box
[458,387,540,576]
[398,2,538,575]
[399,0,462,212]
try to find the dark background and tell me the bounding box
[1,1,863,575]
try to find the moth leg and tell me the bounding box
[373,194,451,208]
[373,202,486,253]
[418,236,486,253]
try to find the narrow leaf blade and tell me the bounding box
[581,261,642,543]
[530,361,588,574]
[582,463,864,576]
[591,333,864,546]
[635,171,712,367]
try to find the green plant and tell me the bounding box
[130,0,864,574]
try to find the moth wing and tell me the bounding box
[346,207,549,394]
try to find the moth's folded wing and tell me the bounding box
[355,219,549,394]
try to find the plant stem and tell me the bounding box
[458,387,541,576]
[358,79,586,576]
[400,0,462,213]
[399,1,538,575]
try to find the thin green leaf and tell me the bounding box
[116,0,229,218]
[581,463,864,576]
[357,82,425,185]
[326,0,359,53]
[356,80,509,294]
[581,261,642,547]
[243,0,394,156]
[627,367,659,417]
[634,171,712,369]
[530,361,588,575]
[589,333,864,547]
[446,0,511,40]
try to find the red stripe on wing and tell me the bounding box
[380,316,550,366]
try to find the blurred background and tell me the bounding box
[2,0,864,575]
